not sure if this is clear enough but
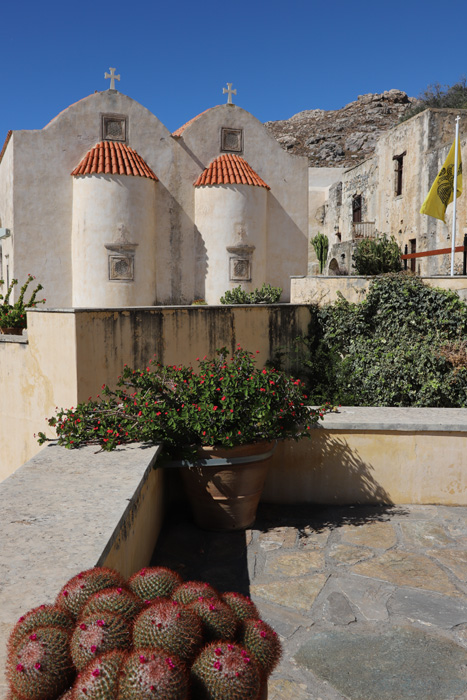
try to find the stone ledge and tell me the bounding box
[0,442,161,698]
[316,406,467,433]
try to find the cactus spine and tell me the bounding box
[71,649,126,700]
[56,568,126,619]
[189,597,237,642]
[79,587,142,622]
[190,642,261,700]
[128,567,183,602]
[7,627,73,700]
[240,619,282,679]
[70,612,131,671]
[8,605,74,653]
[132,599,203,663]
[118,650,189,700]
[172,581,219,605]
[221,592,259,623]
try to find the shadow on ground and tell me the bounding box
[150,502,408,596]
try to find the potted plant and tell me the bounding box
[0,274,45,335]
[38,348,331,530]
[6,565,281,700]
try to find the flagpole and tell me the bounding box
[451,115,460,276]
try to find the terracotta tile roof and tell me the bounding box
[0,131,12,165]
[172,109,213,137]
[194,154,270,189]
[71,141,158,180]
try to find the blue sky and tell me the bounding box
[2,0,467,142]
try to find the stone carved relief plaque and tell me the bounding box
[229,257,251,281]
[227,244,255,282]
[102,114,127,142]
[221,128,243,153]
[109,255,134,280]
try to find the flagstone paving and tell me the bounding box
[151,503,467,700]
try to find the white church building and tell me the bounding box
[0,82,308,307]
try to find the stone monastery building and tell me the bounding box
[0,87,308,307]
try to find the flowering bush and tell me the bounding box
[0,274,45,328]
[38,347,332,458]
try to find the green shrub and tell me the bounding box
[278,274,467,407]
[220,283,282,304]
[353,235,402,275]
[400,78,467,123]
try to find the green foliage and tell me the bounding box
[128,566,183,602]
[220,283,282,304]
[132,599,203,663]
[192,299,208,305]
[287,274,467,407]
[190,642,261,700]
[38,347,331,459]
[311,232,329,274]
[353,235,402,275]
[7,627,73,700]
[400,77,467,122]
[118,650,189,700]
[0,274,45,328]
[70,611,132,671]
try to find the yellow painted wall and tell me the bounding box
[0,311,78,481]
[263,430,467,505]
[102,465,165,579]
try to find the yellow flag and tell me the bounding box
[420,140,462,222]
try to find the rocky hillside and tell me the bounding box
[265,90,419,167]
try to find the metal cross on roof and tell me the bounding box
[223,83,237,105]
[105,67,121,91]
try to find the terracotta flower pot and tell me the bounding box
[0,326,24,335]
[181,441,276,531]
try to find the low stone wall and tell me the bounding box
[0,443,162,698]
[290,275,467,305]
[263,407,467,506]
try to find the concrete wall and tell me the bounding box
[71,175,158,306]
[291,275,467,305]
[0,304,312,480]
[194,184,267,304]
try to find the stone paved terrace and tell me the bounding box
[152,503,467,700]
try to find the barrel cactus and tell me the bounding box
[79,587,142,622]
[240,618,282,679]
[70,612,131,671]
[172,581,219,605]
[190,642,261,700]
[132,599,203,663]
[6,627,73,700]
[221,592,259,623]
[189,597,237,642]
[117,650,189,700]
[128,566,183,602]
[71,650,126,700]
[8,605,74,653]
[56,568,126,619]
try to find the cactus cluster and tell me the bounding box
[6,565,281,700]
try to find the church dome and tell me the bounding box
[71,141,158,180]
[194,154,270,189]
